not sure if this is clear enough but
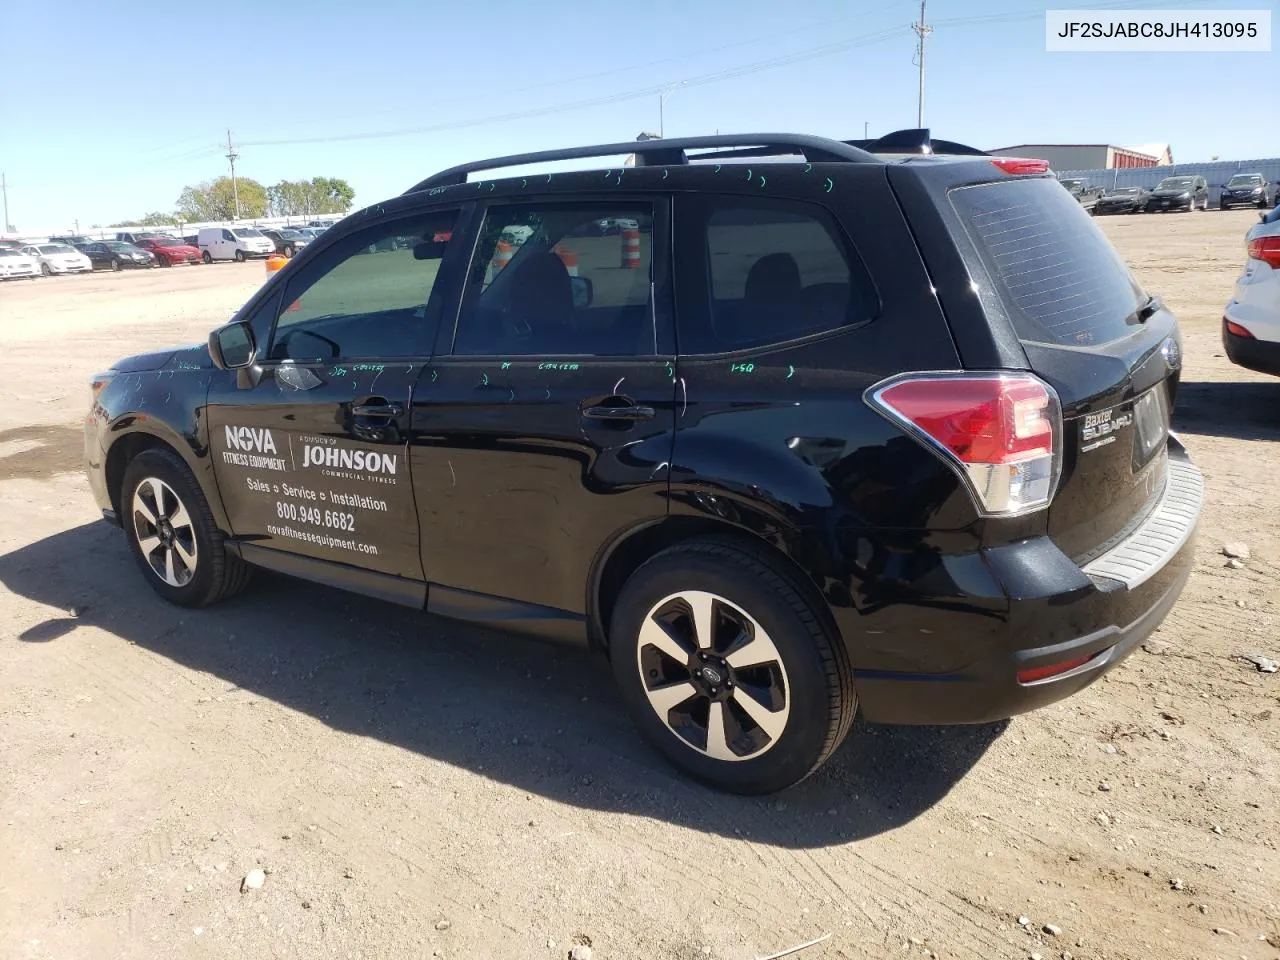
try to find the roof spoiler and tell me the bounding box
[842,128,989,157]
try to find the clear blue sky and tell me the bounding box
[2,0,1275,231]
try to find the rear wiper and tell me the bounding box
[1134,295,1161,324]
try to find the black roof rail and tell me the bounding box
[842,128,990,157]
[405,133,878,193]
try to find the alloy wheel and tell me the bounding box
[131,477,198,587]
[636,590,790,762]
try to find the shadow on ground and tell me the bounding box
[1175,379,1280,441]
[1,521,1005,848]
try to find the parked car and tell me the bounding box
[50,235,94,247]
[135,236,202,267]
[1094,186,1148,215]
[0,247,40,279]
[1058,178,1104,213]
[79,240,155,271]
[1145,175,1209,212]
[84,131,1201,793]
[0,238,26,250]
[1219,173,1276,210]
[20,242,92,275]
[182,235,200,248]
[261,228,310,257]
[1222,203,1280,376]
[197,226,275,262]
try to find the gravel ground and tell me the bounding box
[1,212,1277,960]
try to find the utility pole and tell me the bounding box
[225,129,240,221]
[1,172,9,233]
[912,0,933,129]
[659,80,687,138]
[864,121,870,139]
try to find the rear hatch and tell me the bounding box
[948,176,1178,562]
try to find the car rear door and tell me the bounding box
[205,205,468,582]
[931,172,1182,563]
[410,195,676,627]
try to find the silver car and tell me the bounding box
[21,243,93,276]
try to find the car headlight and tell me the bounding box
[1179,192,1190,199]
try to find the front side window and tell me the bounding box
[453,202,656,356]
[270,210,459,361]
[680,196,874,354]
[222,230,234,241]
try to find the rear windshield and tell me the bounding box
[951,179,1145,347]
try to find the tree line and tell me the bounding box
[115,177,356,226]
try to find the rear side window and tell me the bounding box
[678,196,875,354]
[952,179,1144,347]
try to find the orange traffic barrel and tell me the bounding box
[620,227,641,269]
[493,239,515,271]
[553,245,579,276]
[266,254,288,274]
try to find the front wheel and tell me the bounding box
[41,263,51,276]
[110,258,121,271]
[233,249,246,263]
[121,447,252,607]
[609,538,855,794]
[285,245,295,257]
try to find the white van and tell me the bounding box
[198,226,276,263]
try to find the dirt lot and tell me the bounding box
[1,213,1277,960]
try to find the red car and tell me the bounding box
[136,236,202,267]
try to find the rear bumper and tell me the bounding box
[854,440,1202,725]
[1223,321,1280,376]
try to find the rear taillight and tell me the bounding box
[866,373,1062,517]
[1247,236,1280,268]
[990,157,1050,175]
[1225,319,1254,339]
[1017,653,1096,684]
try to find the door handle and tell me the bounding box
[352,401,404,418]
[582,404,656,421]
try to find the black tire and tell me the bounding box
[234,249,246,263]
[110,258,121,271]
[202,250,212,264]
[41,263,51,276]
[120,447,252,607]
[158,255,169,267]
[285,244,295,257]
[609,537,855,794]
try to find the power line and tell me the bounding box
[240,25,909,149]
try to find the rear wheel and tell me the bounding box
[609,538,855,794]
[121,447,252,607]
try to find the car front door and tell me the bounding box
[205,205,468,582]
[411,196,676,628]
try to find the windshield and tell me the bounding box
[104,241,136,251]
[235,228,265,238]
[1109,188,1140,196]
[1227,175,1262,186]
[1157,178,1194,190]
[1061,180,1082,189]
[153,238,185,246]
[0,249,20,258]
[40,244,73,253]
[279,230,303,239]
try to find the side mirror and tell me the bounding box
[208,322,255,370]
[570,275,594,309]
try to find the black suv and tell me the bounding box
[1219,173,1275,210]
[84,132,1202,793]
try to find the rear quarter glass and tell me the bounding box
[949,179,1145,348]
